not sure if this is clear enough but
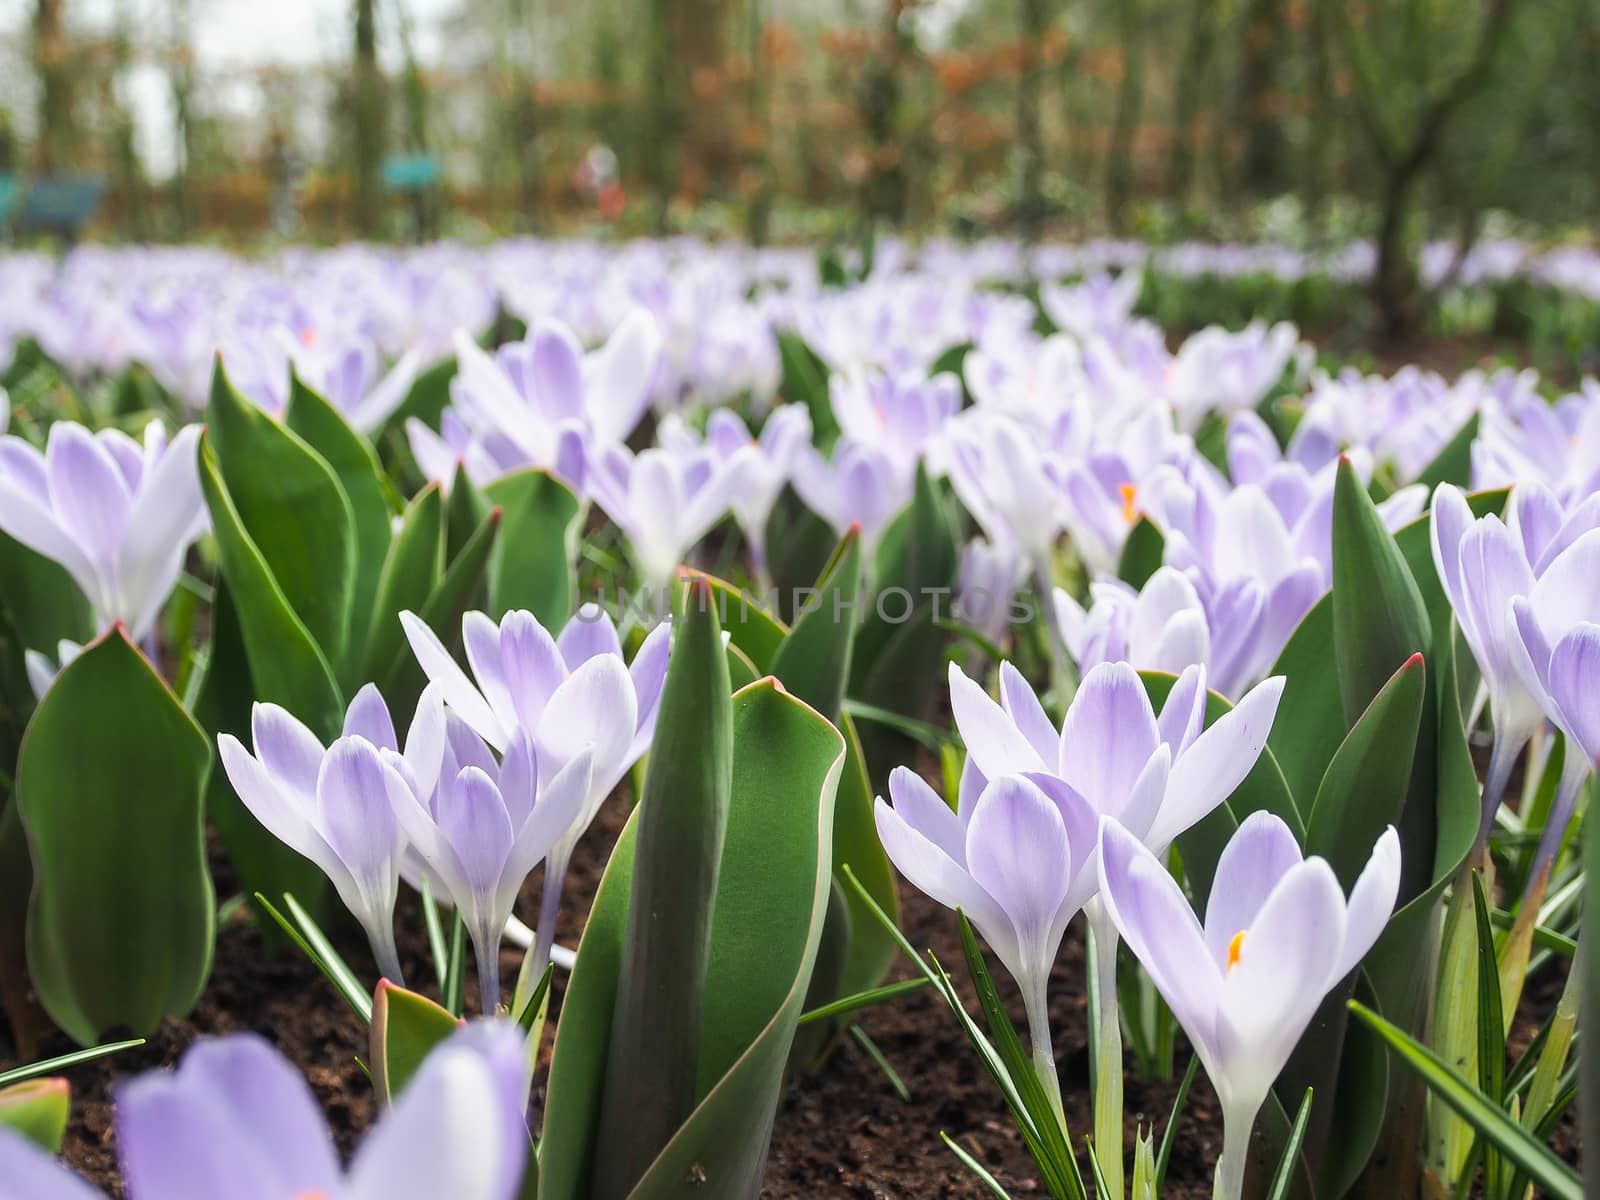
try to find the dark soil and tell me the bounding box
[6,781,1579,1198]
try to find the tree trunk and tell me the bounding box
[351,0,384,235]
[1105,0,1143,232]
[1016,0,1049,238]
[1237,0,1287,197]
[1167,0,1216,205]
[33,0,74,173]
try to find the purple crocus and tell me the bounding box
[0,1023,532,1200]
[874,767,1107,1119]
[401,606,669,982]
[218,684,447,985]
[1506,526,1600,888]
[1039,268,1143,339]
[944,410,1064,573]
[1099,813,1400,1200]
[791,437,911,559]
[829,368,960,485]
[0,419,205,643]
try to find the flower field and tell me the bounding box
[0,236,1591,1199]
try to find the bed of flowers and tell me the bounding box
[0,237,1591,1199]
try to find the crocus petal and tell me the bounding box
[117,1035,339,1200]
[45,422,131,580]
[343,683,399,750]
[1334,826,1402,981]
[1057,661,1160,814]
[400,610,508,750]
[316,737,403,898]
[498,609,567,737]
[998,660,1058,766]
[1147,674,1285,850]
[0,1128,104,1200]
[535,653,637,795]
[0,475,100,604]
[250,703,326,805]
[344,1046,508,1200]
[886,766,967,865]
[463,611,520,735]
[627,621,672,756]
[217,734,335,873]
[439,766,515,902]
[1097,819,1221,1061]
[557,604,623,668]
[964,776,1073,957]
[1529,528,1600,634]
[1545,624,1600,764]
[949,661,1048,778]
[874,796,1018,970]
[1156,663,1207,757]
[500,747,595,918]
[1201,810,1304,968]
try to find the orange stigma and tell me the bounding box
[301,326,319,348]
[1119,482,1138,524]
[1226,930,1247,973]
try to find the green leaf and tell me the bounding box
[539,678,846,1199]
[484,468,582,628]
[1116,516,1165,588]
[18,630,214,1045]
[798,977,929,1025]
[206,358,357,668]
[941,1130,1016,1199]
[0,1038,144,1088]
[1411,414,1479,492]
[198,433,344,740]
[777,330,835,445]
[253,892,373,1023]
[1312,970,1390,1200]
[0,1079,69,1152]
[370,981,462,1104]
[285,371,394,687]
[1155,1056,1200,1194]
[1470,874,1505,1104]
[1349,1001,1581,1200]
[1304,653,1425,889]
[1266,1088,1316,1200]
[0,530,92,657]
[591,581,733,1197]
[772,527,862,722]
[361,483,445,688]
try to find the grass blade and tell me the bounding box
[798,978,930,1025]
[1155,1055,1201,1193]
[0,1038,145,1088]
[255,893,372,1022]
[1265,1087,1314,1200]
[941,1131,1015,1199]
[420,877,449,990]
[443,910,466,1017]
[1349,1000,1580,1200]
[850,1025,909,1102]
[1471,871,1507,1196]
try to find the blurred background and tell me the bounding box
[1,1,1598,324]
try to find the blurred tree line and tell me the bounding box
[5,0,1600,335]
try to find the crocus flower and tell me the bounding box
[276,326,422,434]
[1099,813,1400,1200]
[791,437,911,559]
[1428,482,1591,849]
[954,537,1029,649]
[586,442,751,592]
[1039,268,1144,338]
[0,1023,532,1200]
[391,725,593,1014]
[24,639,83,701]
[944,410,1064,574]
[874,766,1110,1118]
[1164,320,1303,433]
[1506,525,1600,885]
[828,368,960,485]
[0,419,205,643]
[218,684,446,985]
[400,606,668,980]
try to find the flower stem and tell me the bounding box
[1524,753,1588,894]
[1213,1110,1253,1200]
[1089,903,1124,1199]
[513,854,568,1012]
[1020,969,1066,1134]
[475,924,502,1016]
[1473,728,1528,860]
[370,922,406,990]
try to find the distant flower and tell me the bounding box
[1039,268,1143,338]
[791,437,910,559]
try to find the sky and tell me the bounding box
[0,0,459,175]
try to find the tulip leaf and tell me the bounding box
[0,531,92,658]
[685,571,785,672]
[592,581,733,1197]
[285,372,394,686]
[540,678,846,1199]
[484,468,581,628]
[18,629,214,1045]
[766,492,845,616]
[199,433,345,738]
[370,981,461,1105]
[1304,653,1425,889]
[361,483,445,688]
[776,330,835,445]
[772,527,862,722]
[1116,516,1165,589]
[0,1079,69,1152]
[1141,670,1299,909]
[0,1038,144,1089]
[1349,1000,1581,1200]
[1411,413,1479,492]
[206,359,358,668]
[392,355,457,431]
[445,465,490,560]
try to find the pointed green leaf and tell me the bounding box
[772,527,863,722]
[370,980,462,1104]
[206,359,357,666]
[1304,653,1425,888]
[198,432,344,739]
[361,483,445,687]
[484,468,581,628]
[591,581,733,1198]
[1116,516,1165,589]
[18,629,214,1045]
[540,678,846,1199]
[1411,414,1479,492]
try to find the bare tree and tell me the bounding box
[351,0,385,234]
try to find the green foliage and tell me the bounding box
[17,630,214,1045]
[370,981,461,1104]
[0,1079,69,1152]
